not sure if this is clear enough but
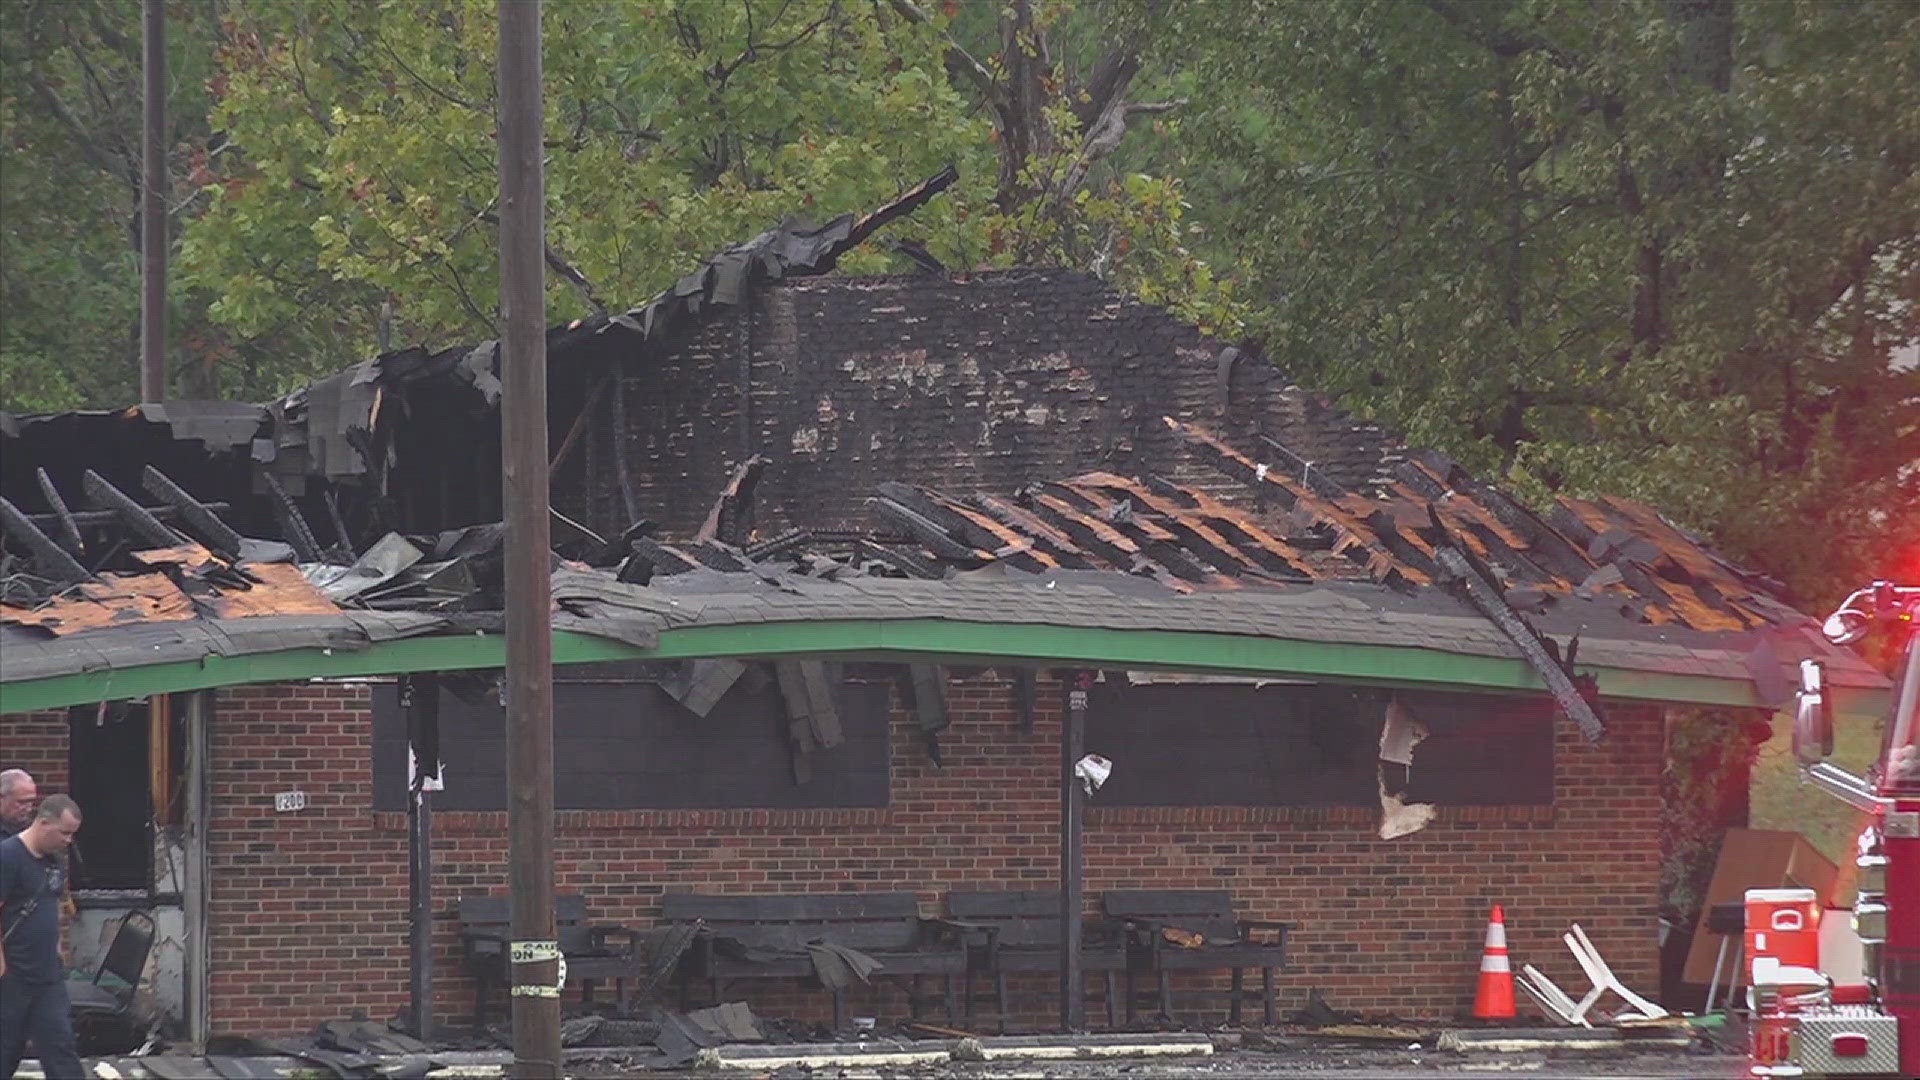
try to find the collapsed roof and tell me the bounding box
[0,170,1887,728]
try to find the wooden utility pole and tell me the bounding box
[141,0,166,402]
[497,1,559,1074]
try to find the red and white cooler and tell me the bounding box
[1747,887,1822,972]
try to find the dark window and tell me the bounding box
[66,700,160,890]
[371,674,891,811]
[1087,682,1553,807]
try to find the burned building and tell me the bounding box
[0,174,1891,1037]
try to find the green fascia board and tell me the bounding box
[0,619,1891,721]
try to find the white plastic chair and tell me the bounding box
[1518,924,1667,1025]
[1518,963,1588,1026]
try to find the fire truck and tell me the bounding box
[1750,581,1918,1076]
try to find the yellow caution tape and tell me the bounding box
[510,941,561,964]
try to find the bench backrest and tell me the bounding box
[661,892,925,953]
[460,893,594,952]
[947,890,1072,949]
[1102,889,1239,940]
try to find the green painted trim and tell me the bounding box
[0,618,1891,722]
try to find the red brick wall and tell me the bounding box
[11,673,1663,1034]
[0,709,70,795]
[205,682,413,1033]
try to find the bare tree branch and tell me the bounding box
[1073,50,1140,131]
[886,0,1003,106]
[1055,99,1184,204]
[543,242,609,318]
[23,57,130,181]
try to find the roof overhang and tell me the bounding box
[0,617,1891,722]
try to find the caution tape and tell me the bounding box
[510,940,561,964]
[507,944,567,996]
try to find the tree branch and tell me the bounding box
[23,56,129,180]
[468,205,608,317]
[1073,50,1140,131]
[1055,99,1184,204]
[887,0,1003,107]
[543,242,609,318]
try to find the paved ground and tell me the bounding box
[565,1038,1750,1079]
[29,1024,1751,1078]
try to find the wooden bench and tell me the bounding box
[661,891,969,1030]
[458,894,646,1029]
[1103,889,1292,1025]
[947,889,1130,1030]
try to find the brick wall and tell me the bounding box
[175,673,1662,1036]
[556,270,1407,539]
[1,710,70,794]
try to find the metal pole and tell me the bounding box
[497,2,559,1073]
[1059,672,1088,1032]
[184,690,211,1054]
[140,0,166,402]
[405,675,439,1042]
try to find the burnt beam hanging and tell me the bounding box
[775,661,845,750]
[548,366,616,480]
[698,455,769,546]
[34,469,85,559]
[850,538,941,580]
[905,664,951,765]
[321,483,355,558]
[81,470,186,550]
[0,496,92,585]
[664,658,748,718]
[871,495,987,564]
[142,466,245,560]
[1428,508,1605,743]
[884,483,1051,570]
[262,473,324,563]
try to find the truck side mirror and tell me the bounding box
[1792,659,1835,765]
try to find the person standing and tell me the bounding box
[0,771,36,838]
[1,795,84,1080]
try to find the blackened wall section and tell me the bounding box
[1087,683,1554,807]
[369,678,891,811]
[556,270,1405,538]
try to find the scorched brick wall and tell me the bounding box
[558,270,1406,539]
[182,674,1662,1035]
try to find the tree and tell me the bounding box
[0,0,224,408]
[6,1,1233,406]
[177,0,1241,370]
[1161,0,1919,600]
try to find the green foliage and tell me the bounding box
[1160,0,1920,600]
[0,0,313,407]
[0,0,150,410]
[182,0,988,353]
[1661,708,1764,925]
[175,0,1239,363]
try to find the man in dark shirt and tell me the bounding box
[1,794,83,1080]
[0,771,36,838]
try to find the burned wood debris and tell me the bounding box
[0,416,1828,671]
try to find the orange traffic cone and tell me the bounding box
[1474,904,1516,1019]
